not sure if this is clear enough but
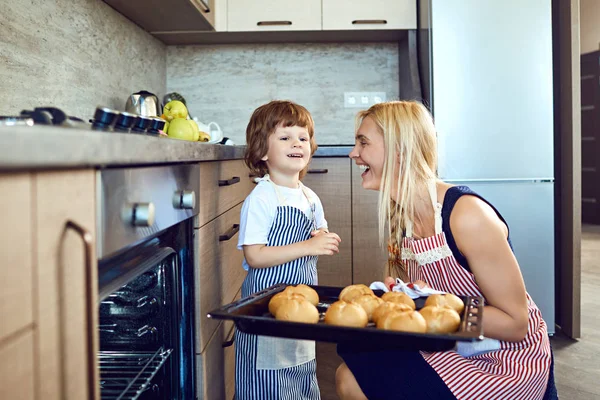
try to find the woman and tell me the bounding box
[336,101,555,400]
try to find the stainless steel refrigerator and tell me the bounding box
[427,0,555,333]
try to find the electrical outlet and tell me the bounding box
[344,92,387,108]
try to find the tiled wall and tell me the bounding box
[167,43,399,145]
[0,0,166,121]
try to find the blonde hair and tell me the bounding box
[245,100,317,180]
[355,101,438,279]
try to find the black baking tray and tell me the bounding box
[208,284,485,351]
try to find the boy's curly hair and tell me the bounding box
[245,100,317,179]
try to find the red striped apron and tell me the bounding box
[399,183,551,400]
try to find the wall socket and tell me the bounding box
[344,92,387,108]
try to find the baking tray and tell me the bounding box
[207,283,485,351]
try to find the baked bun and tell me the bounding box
[376,310,427,333]
[339,284,374,302]
[424,293,465,314]
[268,292,305,316]
[371,302,413,325]
[419,305,461,334]
[285,284,319,306]
[351,294,384,321]
[381,292,416,310]
[324,301,369,328]
[275,296,320,323]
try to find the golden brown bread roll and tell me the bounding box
[274,296,320,323]
[424,293,465,314]
[284,284,320,306]
[419,305,461,334]
[381,292,416,310]
[371,301,413,324]
[268,292,305,316]
[376,310,427,333]
[339,284,375,302]
[351,294,384,321]
[324,300,369,328]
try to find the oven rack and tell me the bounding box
[99,347,172,400]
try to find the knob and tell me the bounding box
[123,202,155,227]
[173,190,196,210]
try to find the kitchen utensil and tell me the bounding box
[125,90,161,117]
[194,119,223,143]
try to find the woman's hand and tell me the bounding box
[384,277,428,291]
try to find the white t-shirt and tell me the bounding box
[237,180,328,271]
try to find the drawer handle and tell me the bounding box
[352,19,387,25]
[219,224,240,241]
[219,176,240,186]
[257,20,292,26]
[307,169,329,174]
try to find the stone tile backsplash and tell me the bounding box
[0,0,166,121]
[167,43,399,145]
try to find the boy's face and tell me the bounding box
[262,124,311,178]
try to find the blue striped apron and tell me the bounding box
[234,180,321,400]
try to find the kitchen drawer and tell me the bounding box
[0,330,35,400]
[0,174,33,341]
[198,160,253,227]
[323,0,417,30]
[227,0,321,32]
[196,321,236,400]
[195,203,246,352]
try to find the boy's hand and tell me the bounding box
[310,228,329,237]
[306,231,341,256]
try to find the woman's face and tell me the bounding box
[349,116,386,191]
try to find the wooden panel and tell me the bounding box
[351,163,388,285]
[198,160,254,227]
[197,320,236,400]
[227,0,321,32]
[316,342,344,400]
[103,0,214,32]
[323,0,417,30]
[0,331,35,400]
[195,203,246,351]
[34,170,98,400]
[301,158,352,287]
[0,174,33,341]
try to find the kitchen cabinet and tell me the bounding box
[103,0,215,32]
[0,171,98,400]
[323,0,417,30]
[227,0,321,32]
[302,158,353,287]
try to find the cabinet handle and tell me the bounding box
[219,224,240,241]
[189,0,210,13]
[218,176,240,186]
[307,169,329,174]
[352,19,387,25]
[60,221,95,400]
[257,21,293,26]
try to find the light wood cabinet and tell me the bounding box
[0,331,35,400]
[0,174,33,341]
[227,0,322,32]
[323,0,417,30]
[302,158,353,287]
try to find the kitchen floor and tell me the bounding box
[552,224,600,399]
[317,225,600,400]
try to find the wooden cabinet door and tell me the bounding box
[351,163,388,285]
[302,158,352,287]
[323,0,417,30]
[227,0,321,31]
[0,174,33,341]
[34,170,98,400]
[0,331,35,400]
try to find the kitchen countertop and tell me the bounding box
[0,125,352,170]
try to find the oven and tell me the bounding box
[96,164,199,399]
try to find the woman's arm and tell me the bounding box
[243,232,341,269]
[450,195,529,342]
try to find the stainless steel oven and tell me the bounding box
[97,164,199,399]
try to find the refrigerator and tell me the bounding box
[427,0,555,333]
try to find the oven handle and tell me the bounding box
[98,245,176,302]
[60,220,95,400]
[222,324,236,348]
